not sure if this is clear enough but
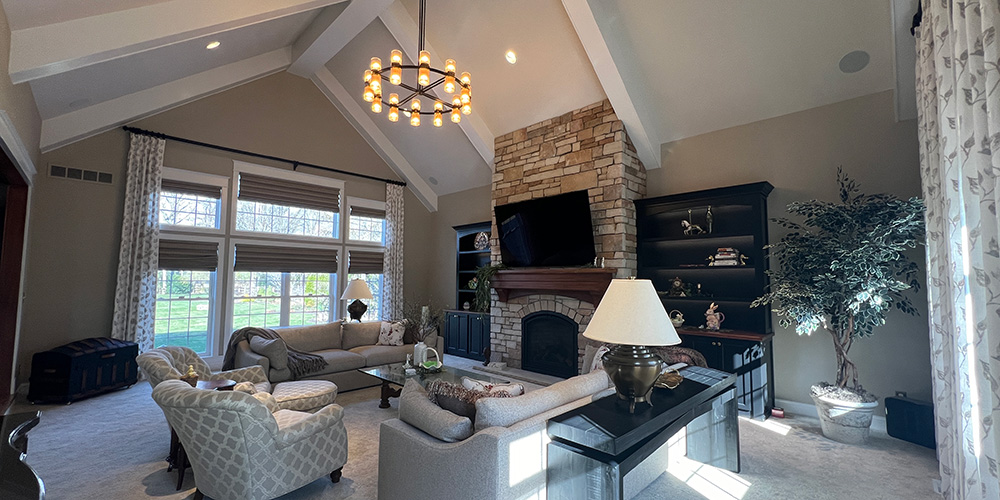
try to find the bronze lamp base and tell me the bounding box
[347,299,368,322]
[602,345,664,413]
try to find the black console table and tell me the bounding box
[0,412,44,499]
[547,366,738,500]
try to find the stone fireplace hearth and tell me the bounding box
[488,99,647,372]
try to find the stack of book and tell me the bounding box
[710,247,741,266]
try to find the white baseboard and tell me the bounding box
[775,398,887,435]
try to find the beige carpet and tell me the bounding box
[11,383,940,500]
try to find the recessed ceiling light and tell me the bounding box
[839,50,870,73]
[505,50,517,64]
[206,41,221,50]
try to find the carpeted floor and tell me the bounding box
[11,381,940,500]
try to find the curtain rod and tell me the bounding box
[121,126,407,187]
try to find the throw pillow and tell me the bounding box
[233,381,257,394]
[398,379,473,442]
[426,379,514,421]
[460,376,525,396]
[249,336,289,370]
[589,345,610,373]
[377,320,406,346]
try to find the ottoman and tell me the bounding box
[272,380,338,412]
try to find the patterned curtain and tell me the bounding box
[914,2,999,499]
[110,133,164,353]
[381,183,404,320]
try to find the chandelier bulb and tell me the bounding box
[370,57,382,71]
[390,50,403,65]
[434,101,444,111]
[370,73,381,93]
[433,111,443,127]
[410,110,420,127]
[364,70,372,83]
[363,85,375,102]
[372,95,382,113]
[443,78,456,94]
[418,68,430,86]
[411,98,421,111]
[445,59,456,73]
[462,103,472,115]
[460,72,471,85]
[451,107,461,123]
[419,50,431,65]
[390,67,402,85]
[388,105,399,122]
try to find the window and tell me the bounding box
[232,243,338,329]
[153,239,220,354]
[158,173,225,230]
[348,205,386,244]
[235,171,342,239]
[347,249,384,322]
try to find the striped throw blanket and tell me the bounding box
[222,327,327,379]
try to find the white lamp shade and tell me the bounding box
[340,279,373,300]
[583,278,680,346]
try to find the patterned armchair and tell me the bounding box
[138,346,272,393]
[151,379,348,500]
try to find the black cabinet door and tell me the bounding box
[684,335,724,368]
[468,314,485,360]
[445,313,468,358]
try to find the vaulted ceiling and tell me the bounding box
[1,0,919,210]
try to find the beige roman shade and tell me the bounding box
[234,244,338,273]
[161,178,223,199]
[238,173,340,213]
[348,250,384,274]
[350,206,386,219]
[158,240,219,271]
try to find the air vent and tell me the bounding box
[49,164,113,185]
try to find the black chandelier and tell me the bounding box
[363,0,472,127]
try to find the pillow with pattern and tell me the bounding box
[590,345,610,373]
[426,379,514,420]
[377,320,406,346]
[460,376,525,396]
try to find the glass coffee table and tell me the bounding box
[359,362,510,408]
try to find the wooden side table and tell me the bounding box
[169,378,236,490]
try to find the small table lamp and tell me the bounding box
[341,279,374,322]
[584,278,681,413]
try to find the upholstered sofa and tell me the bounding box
[233,320,446,392]
[377,370,614,500]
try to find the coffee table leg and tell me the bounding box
[379,381,402,408]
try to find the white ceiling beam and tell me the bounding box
[378,1,495,168]
[311,68,438,211]
[40,49,292,152]
[8,0,344,84]
[561,0,661,170]
[288,0,394,77]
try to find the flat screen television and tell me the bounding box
[494,190,596,267]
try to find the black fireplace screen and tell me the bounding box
[521,311,578,378]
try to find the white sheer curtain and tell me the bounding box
[914,1,999,498]
[110,133,164,352]
[381,183,404,320]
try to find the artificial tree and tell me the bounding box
[752,168,925,396]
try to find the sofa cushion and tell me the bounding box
[275,321,343,352]
[398,379,473,442]
[349,344,412,367]
[307,349,366,376]
[474,370,611,431]
[250,336,289,370]
[342,321,382,350]
[461,377,524,396]
[427,380,515,420]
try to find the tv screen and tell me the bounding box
[494,190,596,267]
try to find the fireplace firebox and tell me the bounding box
[521,311,578,378]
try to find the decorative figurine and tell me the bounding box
[682,208,705,235]
[402,353,413,369]
[705,302,726,331]
[669,310,685,328]
[706,205,714,234]
[180,364,199,387]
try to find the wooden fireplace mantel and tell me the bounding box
[490,268,615,305]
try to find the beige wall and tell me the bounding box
[648,90,931,409]
[421,185,493,309]
[15,72,436,381]
[0,6,41,169]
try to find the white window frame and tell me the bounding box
[225,237,342,340]
[159,167,229,235]
[230,161,345,244]
[154,233,225,358]
[344,248,385,322]
[345,197,387,247]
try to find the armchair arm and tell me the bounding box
[274,404,345,448]
[213,365,268,384]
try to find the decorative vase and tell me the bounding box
[811,393,878,444]
[413,341,428,365]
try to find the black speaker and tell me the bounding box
[884,392,935,449]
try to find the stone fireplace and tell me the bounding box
[488,100,647,372]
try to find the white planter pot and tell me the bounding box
[811,393,878,444]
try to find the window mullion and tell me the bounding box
[280,272,291,326]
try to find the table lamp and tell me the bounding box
[583,277,681,412]
[341,279,374,322]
